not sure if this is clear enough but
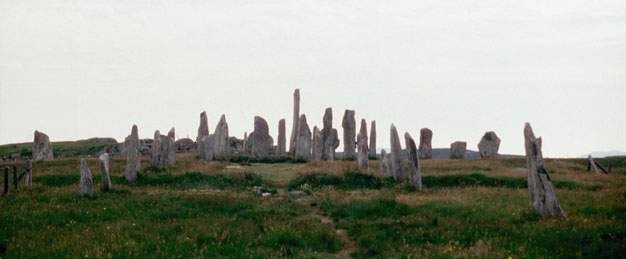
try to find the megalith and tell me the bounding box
[99,153,112,192]
[369,121,377,159]
[124,125,141,182]
[450,141,467,159]
[151,130,164,168]
[380,149,389,175]
[278,119,286,156]
[357,119,368,169]
[166,127,176,165]
[342,110,356,160]
[33,130,53,161]
[478,131,501,158]
[405,132,422,191]
[78,159,94,197]
[252,116,272,160]
[312,126,323,161]
[295,115,312,161]
[213,115,230,160]
[390,124,405,181]
[289,89,300,154]
[419,128,433,159]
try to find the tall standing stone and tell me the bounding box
[151,130,164,168]
[342,110,356,160]
[419,128,433,159]
[243,132,249,154]
[78,159,93,197]
[322,108,339,161]
[278,119,286,156]
[328,129,340,162]
[197,111,209,142]
[295,115,312,161]
[197,112,212,160]
[252,116,271,160]
[312,126,323,161]
[369,121,377,159]
[357,119,368,169]
[450,141,467,159]
[289,89,300,154]
[166,127,176,165]
[33,130,53,161]
[524,123,566,218]
[213,115,230,160]
[380,149,389,175]
[390,124,404,181]
[478,131,501,158]
[405,133,422,191]
[125,125,141,182]
[24,160,32,186]
[99,153,112,192]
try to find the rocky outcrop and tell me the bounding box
[289,89,300,154]
[405,133,422,191]
[124,125,141,182]
[213,115,230,160]
[78,159,93,197]
[390,124,404,181]
[478,131,501,158]
[342,110,356,160]
[295,115,312,161]
[419,128,433,159]
[33,130,53,161]
[357,119,368,169]
[252,116,272,160]
[450,141,467,159]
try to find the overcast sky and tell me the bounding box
[1,0,625,158]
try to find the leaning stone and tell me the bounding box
[380,149,389,175]
[390,124,405,181]
[213,115,230,160]
[151,130,164,168]
[252,116,272,160]
[124,125,141,182]
[78,159,94,197]
[289,89,300,154]
[312,126,323,161]
[357,119,368,169]
[450,141,467,159]
[99,153,112,192]
[369,121,377,159]
[166,128,176,165]
[278,119,286,156]
[295,115,312,161]
[478,131,501,158]
[419,128,433,159]
[524,122,566,218]
[33,130,53,161]
[342,110,356,160]
[405,132,422,191]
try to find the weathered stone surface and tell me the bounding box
[524,123,566,218]
[450,141,467,159]
[228,136,244,155]
[325,129,339,162]
[478,131,501,158]
[289,89,300,154]
[197,111,209,142]
[380,149,389,175]
[405,133,422,191]
[312,126,323,161]
[278,119,286,156]
[24,160,32,186]
[166,128,176,165]
[124,125,141,182]
[78,159,93,197]
[357,119,368,169]
[33,130,53,161]
[419,128,433,159]
[321,108,333,160]
[99,153,112,192]
[198,135,214,161]
[175,138,194,152]
[342,110,356,160]
[252,116,272,160]
[369,121,377,158]
[243,132,249,154]
[151,130,165,168]
[213,115,230,160]
[295,115,312,161]
[390,124,404,181]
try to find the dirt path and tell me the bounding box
[312,209,356,258]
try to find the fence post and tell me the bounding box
[13,165,18,188]
[3,167,8,195]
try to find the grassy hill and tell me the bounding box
[1,153,625,258]
[0,141,119,159]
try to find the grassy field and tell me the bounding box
[0,141,118,159]
[1,153,625,258]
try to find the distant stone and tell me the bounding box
[151,130,165,168]
[278,119,286,156]
[252,116,272,160]
[81,137,117,143]
[380,149,389,175]
[390,124,404,181]
[197,111,209,142]
[312,126,323,161]
[326,129,340,162]
[450,141,467,159]
[166,128,176,165]
[175,138,194,152]
[369,121,377,158]
[213,115,230,160]
[342,110,356,160]
[478,131,501,158]
[524,122,566,218]
[99,153,112,192]
[288,190,306,196]
[357,119,368,169]
[33,130,53,161]
[405,133,422,191]
[289,89,300,154]
[78,159,94,197]
[321,108,333,161]
[295,115,312,161]
[419,128,433,159]
[198,135,214,161]
[124,125,141,182]
[243,132,249,154]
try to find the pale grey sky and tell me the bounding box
[1,0,625,158]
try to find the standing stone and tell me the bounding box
[369,121,377,159]
[419,128,433,159]
[99,153,112,192]
[278,119,286,156]
[295,115,312,161]
[197,112,212,160]
[405,133,422,191]
[125,125,141,182]
[450,141,467,159]
[342,110,356,160]
[321,108,333,160]
[151,130,164,168]
[24,160,32,186]
[380,149,389,175]
[524,123,566,218]
[478,131,501,158]
[312,126,323,161]
[197,111,209,142]
[390,124,405,181]
[166,127,176,165]
[327,129,340,162]
[78,159,93,197]
[357,119,368,169]
[289,89,300,154]
[33,130,53,161]
[252,116,272,160]
[213,115,230,160]
[243,132,249,154]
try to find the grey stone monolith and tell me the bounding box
[289,89,300,154]
[295,115,312,161]
[151,130,164,168]
[198,135,214,161]
[243,132,249,154]
[312,126,323,161]
[380,149,389,175]
[78,159,93,197]
[524,123,566,218]
[478,131,501,158]
[99,153,111,192]
[357,119,368,169]
[33,130,53,161]
[278,119,286,156]
[327,129,340,162]
[197,111,209,142]
[252,116,272,160]
[125,125,141,182]
[419,128,433,159]
[342,110,356,160]
[213,115,230,160]
[321,108,339,161]
[24,160,32,186]
[166,127,176,165]
[405,132,422,191]
[369,121,377,159]
[390,124,404,181]
[450,141,467,159]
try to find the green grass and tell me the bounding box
[0,141,118,158]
